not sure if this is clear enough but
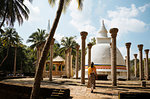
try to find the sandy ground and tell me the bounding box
[1,77,150,99]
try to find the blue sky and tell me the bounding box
[14,0,150,59]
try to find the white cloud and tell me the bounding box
[54,33,64,44]
[139,3,150,12]
[69,0,96,34]
[24,0,40,22]
[75,36,81,45]
[108,4,138,18]
[102,4,147,38]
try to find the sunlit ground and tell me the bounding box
[1,77,150,99]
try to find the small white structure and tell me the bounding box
[78,21,127,79]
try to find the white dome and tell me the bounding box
[90,43,125,66]
[75,20,127,79]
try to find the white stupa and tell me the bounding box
[77,20,127,79]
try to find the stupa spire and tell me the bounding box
[47,19,50,33]
[98,20,108,37]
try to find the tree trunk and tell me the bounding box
[0,46,9,67]
[30,0,64,99]
[13,47,17,76]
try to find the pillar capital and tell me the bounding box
[50,38,55,45]
[125,42,131,49]
[134,54,138,59]
[144,49,149,54]
[109,28,118,38]
[87,43,93,49]
[76,44,80,50]
[80,31,88,39]
[138,44,143,51]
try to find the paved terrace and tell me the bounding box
[1,78,150,99]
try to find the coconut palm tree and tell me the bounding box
[0,27,22,70]
[27,28,48,72]
[30,0,83,98]
[60,36,78,57]
[27,28,48,49]
[0,0,30,29]
[53,43,61,58]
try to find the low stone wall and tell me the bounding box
[119,92,150,99]
[97,74,108,80]
[0,82,70,99]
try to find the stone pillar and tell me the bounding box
[87,43,93,67]
[75,44,80,79]
[110,28,118,86]
[71,55,73,77]
[125,42,131,80]
[134,54,138,77]
[144,49,149,80]
[144,58,146,76]
[68,48,72,78]
[138,44,144,80]
[80,31,88,84]
[49,38,55,81]
[125,56,127,66]
[65,50,68,76]
[66,49,70,78]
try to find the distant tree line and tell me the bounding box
[0,27,96,75]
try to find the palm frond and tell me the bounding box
[48,0,57,7]
[76,0,83,10]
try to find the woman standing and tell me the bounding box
[87,62,97,93]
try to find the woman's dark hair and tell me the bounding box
[91,62,94,68]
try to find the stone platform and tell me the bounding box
[1,78,150,99]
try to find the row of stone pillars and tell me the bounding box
[125,42,149,80]
[40,29,149,86]
[75,28,119,86]
[73,28,119,86]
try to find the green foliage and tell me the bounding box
[89,37,96,46]
[130,58,150,76]
[0,0,30,28]
[27,28,48,49]
[1,27,22,47]
[0,27,36,74]
[60,36,78,57]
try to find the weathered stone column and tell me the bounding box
[110,28,118,86]
[144,49,149,80]
[134,54,138,77]
[49,38,55,81]
[80,31,88,84]
[65,50,68,76]
[75,44,80,79]
[144,58,146,76]
[71,55,73,77]
[68,47,72,78]
[125,42,131,80]
[138,44,144,80]
[66,49,70,78]
[124,56,127,66]
[88,43,93,67]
